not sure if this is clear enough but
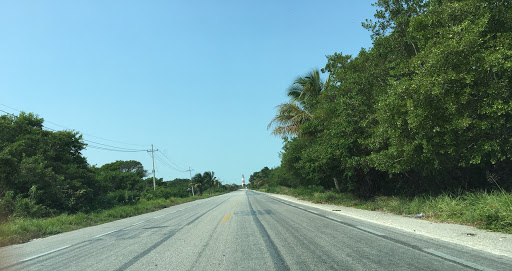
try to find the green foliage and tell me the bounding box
[0,112,95,215]
[0,192,226,247]
[190,171,224,196]
[0,111,228,228]
[144,179,190,199]
[248,167,271,188]
[267,0,512,197]
[268,69,324,138]
[192,173,206,195]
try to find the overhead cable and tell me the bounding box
[158,151,188,171]
[154,153,188,172]
[0,103,146,148]
[82,139,147,152]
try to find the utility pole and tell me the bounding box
[148,144,159,191]
[188,167,194,196]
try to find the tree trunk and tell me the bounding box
[333,177,341,193]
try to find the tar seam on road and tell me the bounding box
[356,226,385,236]
[114,196,233,271]
[246,193,291,271]
[186,198,238,271]
[2,197,226,271]
[258,191,492,271]
[326,216,342,222]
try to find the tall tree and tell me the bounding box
[268,69,324,138]
[203,171,217,195]
[192,173,205,196]
[0,112,95,213]
[267,101,312,137]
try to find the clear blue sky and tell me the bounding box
[1,0,376,185]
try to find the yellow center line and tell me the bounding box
[221,213,232,223]
[233,202,237,206]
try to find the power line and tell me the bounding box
[38,126,147,153]
[82,139,147,152]
[0,103,147,147]
[154,153,188,172]
[0,109,15,116]
[86,145,148,153]
[2,104,193,174]
[158,151,188,171]
[0,104,21,114]
[154,154,187,172]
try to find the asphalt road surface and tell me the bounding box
[1,190,511,270]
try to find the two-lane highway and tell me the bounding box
[1,190,511,270]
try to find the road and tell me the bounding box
[1,190,511,270]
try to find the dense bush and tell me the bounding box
[263,0,512,197]
[0,112,233,222]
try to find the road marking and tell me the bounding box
[154,214,165,218]
[356,226,385,236]
[424,249,494,271]
[132,221,146,226]
[221,213,232,223]
[94,230,119,238]
[327,216,342,222]
[233,202,237,206]
[21,245,71,262]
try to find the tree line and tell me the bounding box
[254,0,512,197]
[0,112,237,221]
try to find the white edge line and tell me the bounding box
[424,249,495,271]
[94,229,119,239]
[21,245,71,262]
[132,221,146,226]
[356,226,385,236]
[327,216,342,222]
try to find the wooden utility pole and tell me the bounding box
[148,144,158,191]
[188,167,194,196]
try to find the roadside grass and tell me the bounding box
[259,186,512,234]
[0,193,222,247]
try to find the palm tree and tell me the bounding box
[268,69,324,138]
[192,173,205,196]
[267,101,312,137]
[287,69,324,110]
[203,171,217,195]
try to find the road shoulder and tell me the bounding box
[257,190,512,258]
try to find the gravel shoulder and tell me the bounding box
[259,191,512,258]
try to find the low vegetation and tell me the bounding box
[0,193,225,247]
